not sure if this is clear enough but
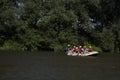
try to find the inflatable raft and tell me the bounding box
[67,51,98,56]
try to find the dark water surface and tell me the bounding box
[0,51,120,80]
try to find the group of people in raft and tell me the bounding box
[66,44,93,54]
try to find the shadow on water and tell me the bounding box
[0,51,120,80]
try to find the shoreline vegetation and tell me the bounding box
[0,0,120,53]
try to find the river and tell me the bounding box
[0,51,120,80]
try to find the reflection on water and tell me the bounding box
[0,51,120,80]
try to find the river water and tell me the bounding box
[0,51,120,80]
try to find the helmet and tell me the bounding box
[76,47,78,49]
[79,46,81,48]
[89,46,91,48]
[84,46,86,48]
[67,44,70,47]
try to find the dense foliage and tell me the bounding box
[0,0,120,53]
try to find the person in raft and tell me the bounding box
[80,46,85,54]
[78,46,82,54]
[83,46,88,53]
[75,46,79,53]
[72,46,76,53]
[66,44,71,52]
[88,46,93,52]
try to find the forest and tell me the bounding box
[0,0,120,53]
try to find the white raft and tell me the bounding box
[67,51,98,56]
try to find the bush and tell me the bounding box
[91,30,115,52]
[84,41,102,52]
[50,42,64,52]
[0,40,22,51]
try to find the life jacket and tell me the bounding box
[81,48,84,52]
[78,48,81,53]
[88,48,92,52]
[66,47,69,51]
[72,48,76,52]
[76,49,78,53]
